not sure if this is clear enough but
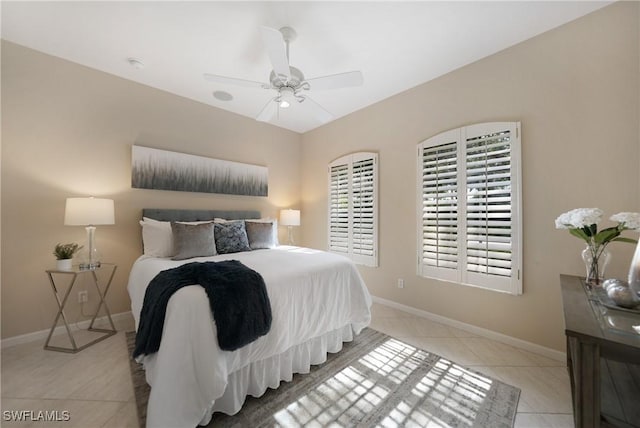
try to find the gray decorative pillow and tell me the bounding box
[171,222,217,260]
[245,221,276,250]
[214,220,251,254]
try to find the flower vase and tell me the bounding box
[628,240,640,297]
[581,245,611,286]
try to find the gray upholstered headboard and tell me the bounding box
[142,208,261,222]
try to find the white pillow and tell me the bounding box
[140,217,173,257]
[140,217,214,257]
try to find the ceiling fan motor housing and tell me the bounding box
[269,66,305,90]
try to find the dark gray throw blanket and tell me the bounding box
[133,260,272,358]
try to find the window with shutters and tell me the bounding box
[417,122,522,295]
[329,152,378,267]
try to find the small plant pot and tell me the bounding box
[56,259,73,271]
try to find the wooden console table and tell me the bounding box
[559,274,640,428]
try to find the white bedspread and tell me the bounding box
[127,246,372,428]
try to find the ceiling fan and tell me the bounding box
[204,26,363,124]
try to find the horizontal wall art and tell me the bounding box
[131,145,268,196]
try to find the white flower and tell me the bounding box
[610,212,640,231]
[555,208,603,229]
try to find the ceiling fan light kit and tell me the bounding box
[204,26,363,125]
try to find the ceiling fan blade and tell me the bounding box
[260,26,291,81]
[300,96,333,124]
[306,71,363,91]
[256,98,278,122]
[203,73,267,89]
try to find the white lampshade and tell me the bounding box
[280,209,300,227]
[64,197,115,226]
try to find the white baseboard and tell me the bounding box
[1,311,134,349]
[371,295,566,362]
[4,301,565,362]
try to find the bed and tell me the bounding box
[127,209,372,427]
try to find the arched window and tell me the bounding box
[417,122,522,294]
[329,152,378,267]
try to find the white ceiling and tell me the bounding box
[2,1,610,134]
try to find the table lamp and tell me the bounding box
[280,209,300,245]
[64,197,115,269]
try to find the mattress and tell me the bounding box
[127,246,372,427]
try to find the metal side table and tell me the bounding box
[44,263,117,353]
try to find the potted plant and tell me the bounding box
[53,243,82,271]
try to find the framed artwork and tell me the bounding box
[131,145,268,196]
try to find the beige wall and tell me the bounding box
[1,41,302,339]
[300,2,640,351]
[2,3,639,351]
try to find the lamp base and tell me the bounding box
[78,226,102,270]
[287,226,295,246]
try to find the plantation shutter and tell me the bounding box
[417,122,521,295]
[329,152,378,267]
[329,163,350,254]
[419,129,460,283]
[465,126,513,280]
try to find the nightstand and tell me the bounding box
[44,263,117,353]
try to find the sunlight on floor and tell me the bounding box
[274,338,497,427]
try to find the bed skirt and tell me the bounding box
[198,323,360,426]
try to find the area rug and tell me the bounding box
[126,328,520,427]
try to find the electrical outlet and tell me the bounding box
[78,291,88,303]
[397,278,404,289]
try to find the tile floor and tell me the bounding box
[369,304,574,428]
[1,303,573,427]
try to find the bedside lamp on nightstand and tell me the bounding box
[280,209,300,245]
[64,197,115,269]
